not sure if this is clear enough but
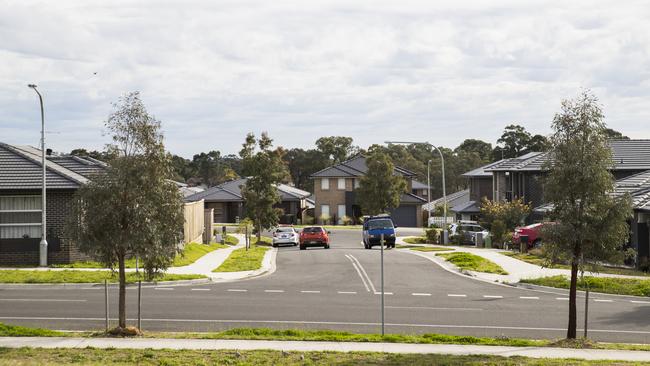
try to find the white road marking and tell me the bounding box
[594,299,613,303]
[347,254,377,293]
[6,316,650,335]
[374,292,393,295]
[227,289,247,292]
[191,288,210,291]
[337,291,357,294]
[345,254,370,292]
[154,287,174,291]
[447,294,467,297]
[386,306,482,311]
[412,293,431,296]
[556,297,569,301]
[483,295,503,299]
[519,296,539,300]
[300,290,321,294]
[630,300,650,304]
[264,290,284,293]
[0,299,87,302]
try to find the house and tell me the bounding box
[184,177,312,224]
[614,170,650,263]
[411,180,431,200]
[309,155,427,227]
[423,189,470,217]
[0,143,106,265]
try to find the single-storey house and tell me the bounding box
[309,155,427,227]
[184,177,312,224]
[0,143,106,265]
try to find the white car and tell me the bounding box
[272,226,299,247]
[449,222,489,245]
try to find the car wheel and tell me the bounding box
[293,242,298,246]
[272,243,278,248]
[532,239,542,248]
[325,244,330,249]
[300,245,305,250]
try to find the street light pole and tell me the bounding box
[28,84,48,267]
[385,141,448,244]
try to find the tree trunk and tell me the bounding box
[118,253,127,329]
[257,223,261,242]
[567,259,579,339]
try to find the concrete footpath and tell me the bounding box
[1,336,650,361]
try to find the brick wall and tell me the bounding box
[314,178,350,224]
[0,189,91,265]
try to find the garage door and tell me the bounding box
[389,205,417,227]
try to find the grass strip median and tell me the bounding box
[437,252,508,275]
[0,270,205,284]
[1,348,639,366]
[520,275,650,297]
[503,252,650,277]
[212,245,269,272]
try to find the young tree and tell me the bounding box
[240,132,288,240]
[357,149,407,215]
[480,198,531,246]
[67,92,185,333]
[542,90,632,339]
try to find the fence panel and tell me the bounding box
[183,200,205,244]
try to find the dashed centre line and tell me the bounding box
[519,296,539,300]
[594,299,613,303]
[630,300,650,304]
[191,288,210,291]
[264,290,285,293]
[448,294,467,297]
[300,290,321,294]
[412,293,431,296]
[374,292,393,295]
[483,295,503,299]
[227,289,247,292]
[556,297,569,301]
[154,287,174,291]
[337,291,357,294]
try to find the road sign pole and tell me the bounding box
[138,280,142,330]
[380,233,385,336]
[584,283,589,338]
[104,279,109,332]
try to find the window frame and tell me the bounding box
[0,195,43,239]
[337,178,346,190]
[321,178,330,190]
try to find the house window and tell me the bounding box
[354,179,360,189]
[0,196,42,239]
[337,205,346,223]
[337,178,346,190]
[321,178,329,190]
[321,205,330,217]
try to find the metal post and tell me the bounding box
[104,279,109,331]
[28,84,48,266]
[138,280,142,330]
[584,282,589,339]
[245,226,249,250]
[380,233,385,336]
[434,146,448,244]
[427,160,431,227]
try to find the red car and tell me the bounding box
[299,226,330,250]
[512,223,545,248]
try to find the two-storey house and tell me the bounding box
[309,155,426,227]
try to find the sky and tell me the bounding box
[1,1,649,158]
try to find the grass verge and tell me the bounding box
[0,348,637,366]
[411,246,454,252]
[0,322,65,337]
[212,245,269,272]
[520,275,650,297]
[437,252,509,275]
[250,236,273,246]
[0,270,205,284]
[503,252,650,277]
[402,236,430,244]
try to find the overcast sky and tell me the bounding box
[2,1,649,158]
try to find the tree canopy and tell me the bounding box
[356,148,407,215]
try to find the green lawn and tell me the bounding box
[502,252,650,277]
[411,246,454,252]
[437,252,509,275]
[251,236,273,246]
[520,275,650,297]
[0,322,65,337]
[212,245,269,272]
[402,236,429,244]
[52,237,238,269]
[0,270,205,284]
[1,348,639,366]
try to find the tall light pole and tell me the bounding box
[386,141,448,244]
[28,84,48,266]
[427,159,432,225]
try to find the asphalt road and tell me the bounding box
[2,228,650,343]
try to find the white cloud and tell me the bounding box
[0,0,649,157]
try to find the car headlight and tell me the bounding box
[389,233,395,237]
[369,234,376,238]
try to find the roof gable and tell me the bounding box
[310,155,417,178]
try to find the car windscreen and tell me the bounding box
[460,225,483,232]
[367,219,393,230]
[276,227,294,233]
[302,227,323,233]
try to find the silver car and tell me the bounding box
[272,227,299,247]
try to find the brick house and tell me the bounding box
[0,143,106,265]
[309,155,426,227]
[185,177,312,224]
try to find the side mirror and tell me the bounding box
[327,230,331,234]
[393,226,398,229]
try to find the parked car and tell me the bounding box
[512,223,545,248]
[299,226,330,250]
[272,226,299,247]
[449,221,488,245]
[363,215,396,249]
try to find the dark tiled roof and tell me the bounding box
[485,140,650,173]
[310,155,418,178]
[411,180,429,190]
[185,177,311,203]
[450,200,480,214]
[399,192,427,204]
[0,143,105,190]
[461,159,508,177]
[423,189,469,211]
